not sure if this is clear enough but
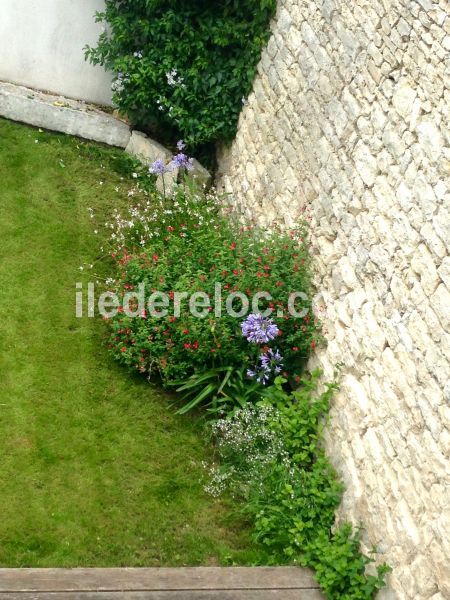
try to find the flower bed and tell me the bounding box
[90,146,389,598]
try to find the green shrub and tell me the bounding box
[207,372,390,598]
[104,186,320,394]
[85,0,276,149]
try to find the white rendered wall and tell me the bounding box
[0,0,112,105]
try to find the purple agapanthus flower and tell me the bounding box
[149,158,169,175]
[247,366,271,385]
[261,348,283,374]
[241,314,279,344]
[171,152,194,171]
[247,348,283,385]
[177,139,186,151]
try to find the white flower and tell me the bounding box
[166,69,184,87]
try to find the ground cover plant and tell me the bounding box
[0,119,259,567]
[207,373,391,599]
[85,0,277,151]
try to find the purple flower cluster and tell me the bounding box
[247,349,283,385]
[149,158,168,175]
[171,152,194,171]
[241,313,279,344]
[149,141,194,176]
[261,348,283,374]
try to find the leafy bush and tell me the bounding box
[102,185,320,397]
[85,0,276,148]
[207,372,390,598]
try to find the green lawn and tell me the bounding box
[0,119,255,567]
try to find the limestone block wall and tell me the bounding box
[217,0,450,597]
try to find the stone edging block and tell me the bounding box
[0,81,131,147]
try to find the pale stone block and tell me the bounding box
[411,243,440,294]
[392,79,417,120]
[437,257,450,288]
[416,118,444,162]
[431,284,450,329]
[353,142,378,186]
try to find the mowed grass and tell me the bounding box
[0,119,256,567]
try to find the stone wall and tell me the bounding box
[217,1,449,597]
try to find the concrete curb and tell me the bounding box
[0,81,130,147]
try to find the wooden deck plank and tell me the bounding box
[0,591,324,600]
[0,568,320,592]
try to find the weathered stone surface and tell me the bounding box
[216,1,450,597]
[0,81,130,147]
[189,158,213,188]
[126,131,171,163]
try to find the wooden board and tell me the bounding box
[0,568,324,598]
[0,592,324,600]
